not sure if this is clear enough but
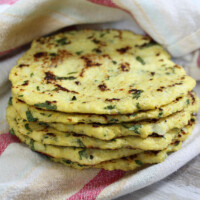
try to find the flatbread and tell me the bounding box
[10,30,196,114]
[12,92,193,124]
[48,122,195,171]
[15,113,178,151]
[7,107,143,165]
[49,98,199,140]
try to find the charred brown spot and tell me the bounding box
[55,84,79,94]
[156,53,160,56]
[181,76,185,80]
[46,133,56,137]
[105,98,120,102]
[80,56,102,77]
[150,72,155,76]
[98,83,109,91]
[18,64,29,68]
[188,91,195,104]
[34,52,47,59]
[157,88,163,92]
[75,81,81,85]
[174,65,181,69]
[22,80,29,86]
[45,71,56,83]
[120,62,130,72]
[93,124,100,128]
[116,46,131,54]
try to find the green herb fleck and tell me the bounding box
[30,72,34,77]
[104,105,116,110]
[132,90,144,100]
[76,51,83,56]
[158,111,163,118]
[68,72,78,75]
[112,60,117,64]
[109,118,119,123]
[26,110,38,122]
[126,124,142,134]
[56,37,70,45]
[130,113,137,117]
[56,76,76,80]
[9,128,15,135]
[18,95,23,98]
[142,41,158,48]
[40,113,45,116]
[136,56,145,65]
[100,33,105,38]
[136,103,141,110]
[8,97,12,106]
[135,160,143,166]
[36,86,40,91]
[77,139,85,148]
[64,159,72,164]
[25,123,32,132]
[48,114,52,117]
[186,99,190,105]
[39,122,48,126]
[78,149,88,160]
[30,139,35,150]
[72,96,77,101]
[34,102,57,110]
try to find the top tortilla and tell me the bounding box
[10,29,196,114]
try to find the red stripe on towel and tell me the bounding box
[67,169,125,200]
[0,133,20,156]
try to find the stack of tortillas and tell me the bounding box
[7,30,199,171]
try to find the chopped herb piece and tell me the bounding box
[34,102,57,110]
[26,110,38,122]
[136,56,145,65]
[78,149,88,160]
[109,118,119,123]
[76,51,83,55]
[9,128,15,135]
[30,139,35,150]
[131,90,144,100]
[104,105,116,110]
[68,72,78,75]
[30,72,34,77]
[56,37,70,45]
[175,141,180,146]
[36,86,40,91]
[18,95,23,97]
[77,139,85,148]
[130,113,137,117]
[64,160,72,164]
[40,113,45,116]
[39,122,48,126]
[112,60,117,64]
[25,123,32,132]
[90,155,94,160]
[8,97,12,106]
[127,124,142,134]
[142,41,157,48]
[72,96,77,101]
[100,33,105,38]
[56,76,76,80]
[92,39,100,44]
[92,48,102,54]
[52,88,58,91]
[48,114,52,117]
[186,99,190,105]
[135,160,143,166]
[158,111,163,118]
[136,103,141,110]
